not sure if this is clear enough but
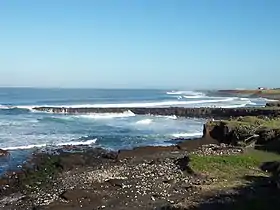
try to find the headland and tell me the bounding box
[218,88,280,100]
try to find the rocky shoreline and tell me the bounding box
[2,106,280,209]
[0,136,245,210]
[0,127,280,209]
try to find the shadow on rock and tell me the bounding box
[255,138,280,155]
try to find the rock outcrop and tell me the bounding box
[266,101,280,107]
[203,117,280,150]
[33,107,280,119]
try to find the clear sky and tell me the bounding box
[0,0,279,89]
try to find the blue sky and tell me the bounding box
[0,0,279,89]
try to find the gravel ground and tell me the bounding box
[0,141,246,210]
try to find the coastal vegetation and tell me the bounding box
[211,116,280,129]
[190,149,279,185]
[187,149,280,210]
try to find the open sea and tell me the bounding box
[0,88,271,173]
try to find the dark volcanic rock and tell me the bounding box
[266,101,280,107]
[174,156,194,174]
[33,107,280,119]
[117,145,179,160]
[256,128,280,144]
[203,120,263,146]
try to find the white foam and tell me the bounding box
[218,103,248,108]
[1,139,97,150]
[240,98,250,101]
[171,132,203,138]
[165,115,177,120]
[56,139,97,146]
[80,110,135,119]
[166,90,205,96]
[183,95,204,99]
[248,102,257,105]
[13,105,32,110]
[264,98,279,102]
[11,95,263,111]
[2,144,47,150]
[136,119,153,125]
[0,105,11,109]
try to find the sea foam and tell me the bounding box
[136,119,153,125]
[80,110,135,119]
[2,139,97,151]
[171,132,203,138]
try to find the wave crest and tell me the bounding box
[166,90,205,96]
[171,132,202,138]
[80,110,135,119]
[136,119,153,125]
[2,139,97,150]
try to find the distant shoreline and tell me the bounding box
[218,88,280,100]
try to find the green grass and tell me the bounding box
[189,150,280,210]
[190,149,280,183]
[216,116,280,130]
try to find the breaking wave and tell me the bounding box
[14,98,242,109]
[166,90,205,96]
[0,105,11,109]
[79,110,135,119]
[171,132,203,138]
[1,139,97,151]
[136,119,153,125]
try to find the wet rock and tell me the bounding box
[101,152,118,160]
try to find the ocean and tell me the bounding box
[0,88,270,173]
